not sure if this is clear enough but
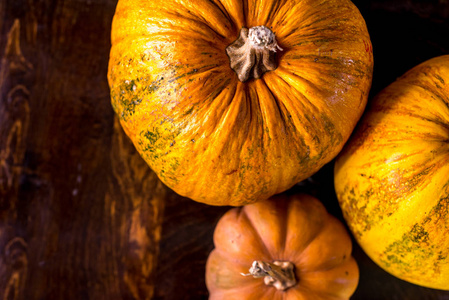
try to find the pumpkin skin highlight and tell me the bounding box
[107,0,373,206]
[205,193,359,299]
[334,55,449,290]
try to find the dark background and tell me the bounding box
[0,0,448,299]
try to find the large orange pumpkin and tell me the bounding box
[205,193,359,299]
[334,55,449,290]
[107,0,373,206]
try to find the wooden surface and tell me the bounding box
[0,0,448,299]
[0,1,167,299]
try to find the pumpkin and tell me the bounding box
[205,193,359,299]
[334,55,449,290]
[107,0,373,206]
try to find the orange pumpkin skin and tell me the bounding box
[107,0,373,206]
[205,193,359,299]
[334,55,449,290]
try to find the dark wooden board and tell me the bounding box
[0,1,167,299]
[0,1,448,299]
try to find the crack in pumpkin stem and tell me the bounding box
[226,26,282,82]
[241,260,296,291]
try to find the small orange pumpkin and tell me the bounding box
[107,0,373,206]
[334,55,449,290]
[206,193,359,299]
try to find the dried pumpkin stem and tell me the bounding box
[226,26,282,82]
[241,260,296,291]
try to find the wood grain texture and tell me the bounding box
[0,1,168,299]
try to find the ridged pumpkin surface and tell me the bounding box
[108,0,373,206]
[334,55,449,290]
[206,193,359,299]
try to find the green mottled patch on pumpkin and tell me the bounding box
[143,128,160,152]
[113,78,146,121]
[409,224,430,244]
[379,194,449,281]
[339,184,376,240]
[121,97,142,120]
[380,225,436,280]
[169,157,180,172]
[138,117,185,185]
[141,119,181,156]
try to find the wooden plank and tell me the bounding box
[0,1,168,299]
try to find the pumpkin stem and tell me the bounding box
[241,260,296,291]
[226,26,282,82]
